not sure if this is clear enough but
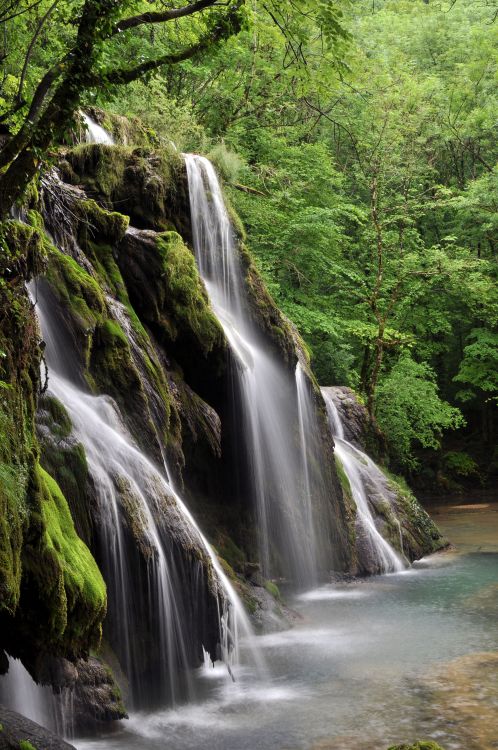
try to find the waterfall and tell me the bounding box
[30,277,257,706]
[321,389,405,574]
[295,363,320,584]
[80,112,114,145]
[185,154,332,586]
[0,659,58,731]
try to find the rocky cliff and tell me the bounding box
[0,116,445,728]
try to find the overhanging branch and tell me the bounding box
[96,6,243,85]
[111,0,219,36]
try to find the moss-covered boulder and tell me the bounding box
[20,464,106,660]
[238,241,297,364]
[0,219,43,615]
[60,143,187,233]
[37,395,93,545]
[117,228,224,356]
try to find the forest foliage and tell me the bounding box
[1,0,497,486]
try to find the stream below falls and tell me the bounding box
[77,501,498,750]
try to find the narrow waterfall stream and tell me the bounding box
[321,388,405,573]
[79,112,114,145]
[185,154,329,586]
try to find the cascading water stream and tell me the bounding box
[30,277,260,703]
[321,389,405,573]
[79,112,114,145]
[0,173,264,729]
[185,154,327,586]
[0,658,73,736]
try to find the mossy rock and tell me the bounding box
[0,221,42,617]
[0,220,46,281]
[77,200,129,245]
[117,228,223,355]
[238,241,297,364]
[21,464,106,657]
[0,400,30,616]
[155,231,223,353]
[383,470,447,559]
[89,317,145,407]
[37,395,93,544]
[39,395,72,439]
[45,246,105,332]
[264,580,281,601]
[61,144,185,233]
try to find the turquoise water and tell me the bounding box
[78,503,498,750]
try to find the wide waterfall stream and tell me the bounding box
[185,154,335,586]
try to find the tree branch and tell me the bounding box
[95,7,242,85]
[17,0,60,102]
[110,0,219,36]
[0,0,44,22]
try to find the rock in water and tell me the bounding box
[0,705,76,750]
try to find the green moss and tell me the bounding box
[62,144,131,202]
[0,243,39,617]
[215,555,258,615]
[42,396,72,440]
[46,245,106,332]
[334,453,357,555]
[154,231,224,354]
[62,143,184,231]
[78,199,129,245]
[215,534,246,573]
[38,396,92,543]
[90,317,137,392]
[0,443,28,614]
[334,454,353,504]
[238,241,296,362]
[380,467,447,558]
[0,220,46,279]
[22,464,106,653]
[101,319,128,346]
[19,741,37,750]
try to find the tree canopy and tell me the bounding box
[1,0,496,486]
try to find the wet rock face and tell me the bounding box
[324,386,447,569]
[0,706,76,750]
[324,386,370,449]
[71,658,127,732]
[31,655,126,732]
